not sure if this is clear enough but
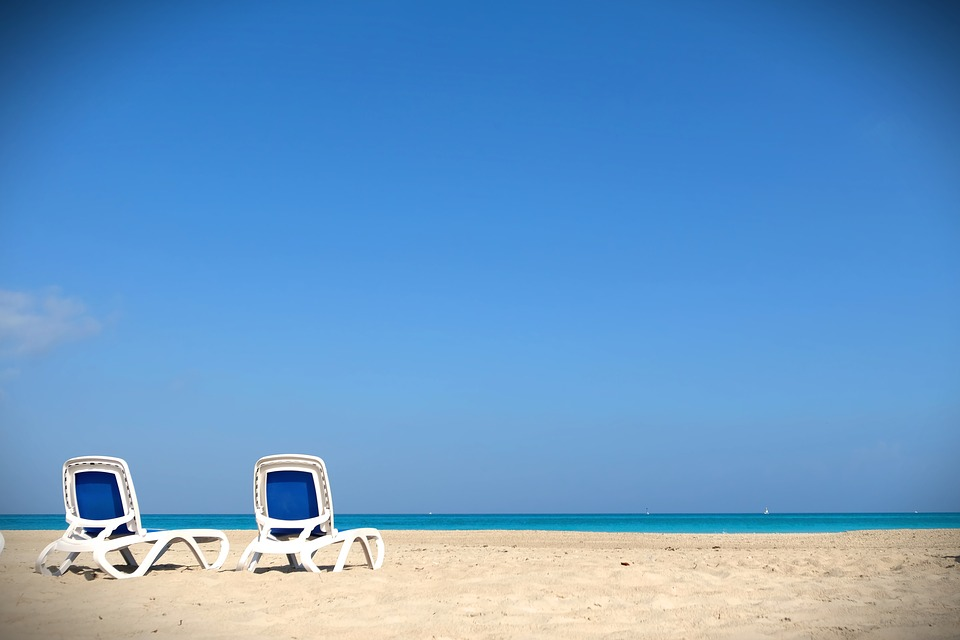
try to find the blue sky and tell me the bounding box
[1,1,958,514]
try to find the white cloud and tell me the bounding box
[0,288,102,356]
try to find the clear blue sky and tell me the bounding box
[1,1,958,514]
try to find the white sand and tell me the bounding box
[1,529,958,638]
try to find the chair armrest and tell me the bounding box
[257,512,332,540]
[65,514,137,539]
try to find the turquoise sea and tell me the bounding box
[2,513,959,533]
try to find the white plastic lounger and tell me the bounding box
[0,531,4,556]
[36,456,229,579]
[237,454,384,573]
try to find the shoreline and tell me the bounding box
[2,529,959,638]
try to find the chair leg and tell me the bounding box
[333,535,369,572]
[93,547,135,579]
[236,541,255,571]
[207,535,230,570]
[299,547,325,573]
[369,533,385,570]
[36,542,80,577]
[334,532,384,571]
[165,536,208,569]
[120,547,139,568]
[60,552,81,575]
[130,539,179,577]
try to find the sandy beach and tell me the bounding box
[1,528,958,639]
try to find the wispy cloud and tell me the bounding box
[0,288,102,356]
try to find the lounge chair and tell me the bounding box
[36,455,230,579]
[0,531,4,556]
[236,454,384,573]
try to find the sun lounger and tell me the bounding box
[236,454,384,573]
[36,456,229,579]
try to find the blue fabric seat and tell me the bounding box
[76,471,133,536]
[266,470,324,537]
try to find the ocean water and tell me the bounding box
[2,512,959,533]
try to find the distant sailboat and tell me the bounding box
[763,507,769,515]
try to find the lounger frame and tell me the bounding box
[36,456,229,579]
[237,454,383,573]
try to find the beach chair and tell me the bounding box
[0,531,4,556]
[236,454,384,573]
[36,455,230,579]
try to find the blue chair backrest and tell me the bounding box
[76,470,133,536]
[266,470,322,536]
